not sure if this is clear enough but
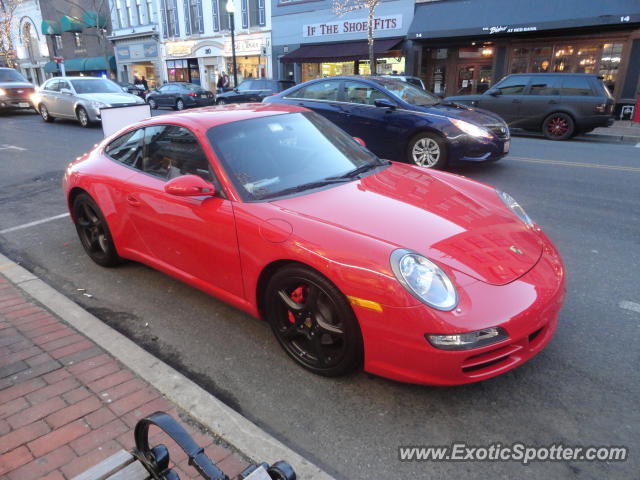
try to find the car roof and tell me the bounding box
[507,73,598,77]
[47,76,110,80]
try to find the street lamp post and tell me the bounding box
[226,0,238,88]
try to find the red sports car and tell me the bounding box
[63,104,565,385]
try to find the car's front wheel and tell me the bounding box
[216,98,227,105]
[77,107,91,128]
[148,98,157,109]
[175,99,185,110]
[39,104,54,122]
[72,193,121,267]
[542,112,574,140]
[407,132,448,169]
[265,265,363,377]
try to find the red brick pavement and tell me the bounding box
[0,277,250,479]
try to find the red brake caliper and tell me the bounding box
[287,286,306,324]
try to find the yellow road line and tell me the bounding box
[509,156,640,172]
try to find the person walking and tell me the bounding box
[217,71,229,93]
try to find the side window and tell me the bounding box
[237,81,254,91]
[59,80,72,92]
[528,76,561,95]
[560,77,593,96]
[45,80,60,92]
[158,84,171,93]
[495,75,529,95]
[105,128,145,167]
[343,81,386,105]
[143,125,212,182]
[290,81,340,101]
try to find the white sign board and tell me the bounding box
[101,104,151,138]
[303,15,402,38]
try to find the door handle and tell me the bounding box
[126,194,141,207]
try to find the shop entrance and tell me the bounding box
[455,62,493,95]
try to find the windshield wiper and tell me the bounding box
[327,161,388,180]
[260,178,352,200]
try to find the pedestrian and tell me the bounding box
[217,71,229,93]
[140,76,149,91]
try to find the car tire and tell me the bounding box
[72,193,121,268]
[77,106,91,128]
[39,104,54,122]
[216,99,227,105]
[175,99,185,111]
[542,112,574,140]
[407,132,448,169]
[148,98,157,110]
[265,264,364,377]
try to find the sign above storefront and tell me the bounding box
[223,33,270,56]
[482,25,538,34]
[303,15,402,38]
[166,41,195,57]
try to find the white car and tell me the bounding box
[34,77,145,127]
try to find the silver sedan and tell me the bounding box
[34,77,145,127]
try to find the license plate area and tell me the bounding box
[19,102,30,108]
[503,140,510,153]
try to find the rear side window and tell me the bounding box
[105,128,145,167]
[277,81,295,91]
[45,80,60,92]
[560,77,593,96]
[344,81,387,105]
[290,81,340,101]
[495,76,529,95]
[528,76,561,95]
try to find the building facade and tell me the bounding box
[154,0,273,91]
[109,0,162,88]
[271,0,415,83]
[407,0,640,113]
[10,0,50,84]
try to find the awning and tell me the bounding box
[281,38,403,63]
[61,15,84,33]
[84,56,116,71]
[41,19,61,35]
[84,11,107,28]
[64,57,86,72]
[44,61,59,73]
[408,0,640,40]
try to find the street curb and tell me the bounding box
[0,252,333,480]
[578,133,640,144]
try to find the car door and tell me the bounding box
[284,80,344,127]
[40,79,61,115]
[56,79,77,118]
[155,85,172,106]
[233,81,256,103]
[121,124,243,297]
[476,75,530,125]
[519,75,562,129]
[558,76,598,119]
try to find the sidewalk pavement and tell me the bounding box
[0,275,251,480]
[585,120,640,143]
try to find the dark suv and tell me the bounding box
[216,79,295,104]
[0,67,36,112]
[446,73,614,140]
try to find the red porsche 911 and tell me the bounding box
[63,104,565,385]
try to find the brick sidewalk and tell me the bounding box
[0,276,250,479]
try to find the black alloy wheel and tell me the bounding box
[72,193,121,267]
[265,265,363,376]
[542,112,575,140]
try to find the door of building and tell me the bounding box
[455,62,493,95]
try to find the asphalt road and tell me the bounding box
[1,109,638,479]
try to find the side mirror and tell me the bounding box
[374,98,396,109]
[353,137,366,147]
[434,91,445,99]
[234,88,239,93]
[60,88,73,95]
[487,89,501,96]
[164,175,215,197]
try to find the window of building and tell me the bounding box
[125,0,133,26]
[166,60,189,82]
[241,0,248,28]
[135,0,143,24]
[74,33,82,49]
[116,0,125,28]
[216,0,230,31]
[576,45,598,74]
[552,45,574,72]
[54,35,63,50]
[531,46,552,72]
[146,0,154,23]
[510,47,530,73]
[599,43,623,94]
[248,0,265,27]
[189,0,203,33]
[166,0,176,36]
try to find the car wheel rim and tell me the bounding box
[218,100,226,105]
[547,116,568,137]
[78,109,88,126]
[149,100,156,109]
[412,138,440,167]
[76,202,108,255]
[177,100,184,110]
[40,106,48,120]
[274,281,346,369]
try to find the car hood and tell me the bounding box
[413,101,503,125]
[272,163,542,286]
[0,81,34,89]
[77,92,142,104]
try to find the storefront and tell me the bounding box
[113,35,161,88]
[408,0,640,112]
[223,32,272,87]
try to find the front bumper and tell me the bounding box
[0,98,34,110]
[448,134,511,163]
[353,230,565,385]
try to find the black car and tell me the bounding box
[146,83,215,110]
[446,73,614,140]
[216,79,295,104]
[264,76,509,169]
[118,82,146,98]
[0,68,36,112]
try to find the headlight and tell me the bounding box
[0,88,6,96]
[426,327,508,350]
[497,190,534,227]
[450,118,492,139]
[390,249,457,311]
[89,100,108,109]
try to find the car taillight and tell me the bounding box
[271,92,278,95]
[187,92,197,97]
[595,103,606,113]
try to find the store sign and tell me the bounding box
[303,15,402,38]
[482,25,538,34]
[116,46,130,60]
[143,43,158,58]
[223,35,269,56]
[166,41,195,57]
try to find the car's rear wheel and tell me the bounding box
[77,107,91,128]
[407,132,447,169]
[265,265,363,377]
[72,193,121,267]
[216,98,227,105]
[175,99,185,110]
[148,98,157,109]
[542,112,574,140]
[39,104,54,122]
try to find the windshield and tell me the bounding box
[70,79,124,94]
[0,69,28,83]
[376,79,439,106]
[207,112,385,201]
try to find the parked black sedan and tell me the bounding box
[0,68,36,112]
[446,73,614,140]
[264,76,509,169]
[216,79,295,104]
[118,81,146,98]
[146,83,215,110]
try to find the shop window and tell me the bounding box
[552,45,574,72]
[528,75,561,95]
[576,46,598,74]
[291,81,340,101]
[559,76,593,96]
[531,46,552,73]
[458,46,494,59]
[599,43,623,94]
[510,47,530,74]
[495,75,529,95]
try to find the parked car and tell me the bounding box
[0,67,36,112]
[445,73,615,140]
[264,76,509,169]
[379,75,426,90]
[63,104,565,384]
[33,77,145,127]
[118,81,146,98]
[146,83,215,110]
[216,79,295,104]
